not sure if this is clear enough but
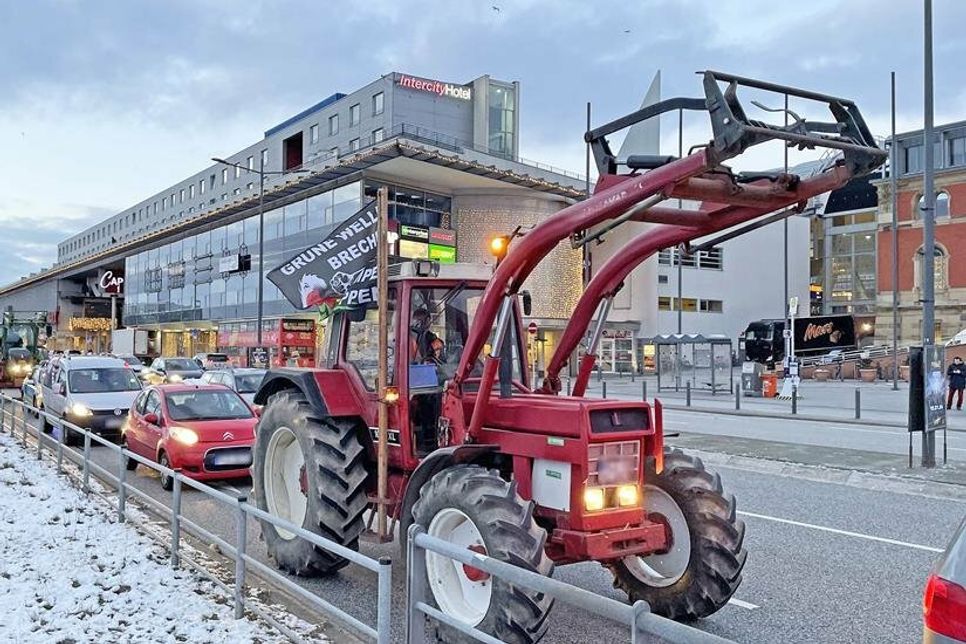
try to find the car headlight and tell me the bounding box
[584,487,605,512]
[167,374,183,383]
[69,403,93,418]
[169,426,198,446]
[617,484,639,507]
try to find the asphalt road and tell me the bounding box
[30,408,961,644]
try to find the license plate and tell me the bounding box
[104,417,123,429]
[210,450,251,467]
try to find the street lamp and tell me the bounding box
[211,156,310,348]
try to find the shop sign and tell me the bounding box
[69,317,112,332]
[281,319,315,333]
[400,239,430,259]
[429,227,456,246]
[400,224,429,241]
[428,243,456,264]
[268,201,378,316]
[397,74,472,101]
[602,329,632,339]
[219,255,240,273]
[95,270,125,296]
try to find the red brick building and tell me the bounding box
[875,121,966,346]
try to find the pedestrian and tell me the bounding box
[947,356,966,410]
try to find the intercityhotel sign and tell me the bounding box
[396,74,472,101]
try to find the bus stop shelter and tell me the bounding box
[648,334,734,394]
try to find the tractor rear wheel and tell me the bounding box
[252,391,368,576]
[610,447,746,620]
[412,464,554,644]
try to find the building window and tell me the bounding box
[161,197,166,211]
[221,168,229,184]
[221,193,228,201]
[658,247,722,269]
[906,144,923,173]
[234,165,241,179]
[260,149,268,168]
[330,147,339,158]
[310,123,319,144]
[189,184,195,199]
[658,296,671,311]
[918,192,951,218]
[488,84,516,156]
[179,189,185,203]
[349,103,360,126]
[200,180,206,195]
[326,115,338,137]
[372,92,384,116]
[949,137,966,166]
[246,182,254,190]
[658,274,669,284]
[372,128,384,143]
[233,188,241,196]
[915,245,948,291]
[247,155,254,171]
[349,138,360,152]
[699,299,724,313]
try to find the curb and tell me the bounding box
[684,447,966,502]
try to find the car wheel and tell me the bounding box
[159,452,174,491]
[121,437,139,472]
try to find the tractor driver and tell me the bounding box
[409,307,445,454]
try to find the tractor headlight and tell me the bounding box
[583,487,605,512]
[617,484,639,507]
[69,403,93,418]
[169,426,198,446]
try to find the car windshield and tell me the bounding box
[9,349,31,360]
[68,368,142,393]
[235,372,266,393]
[165,359,197,370]
[117,355,142,365]
[744,324,772,341]
[166,390,253,421]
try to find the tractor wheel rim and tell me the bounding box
[623,484,691,587]
[264,425,307,541]
[425,508,492,626]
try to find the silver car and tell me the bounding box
[199,368,267,405]
[924,516,966,643]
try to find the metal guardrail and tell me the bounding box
[406,524,735,644]
[0,393,391,644]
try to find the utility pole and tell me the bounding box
[676,108,683,334]
[375,187,390,538]
[891,71,900,391]
[922,0,937,467]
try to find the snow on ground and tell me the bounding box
[0,431,290,644]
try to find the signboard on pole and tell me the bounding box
[528,322,538,336]
[924,344,947,433]
[267,201,378,318]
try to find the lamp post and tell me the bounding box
[211,157,310,348]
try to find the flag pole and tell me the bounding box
[376,187,390,539]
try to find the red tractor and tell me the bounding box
[251,71,886,642]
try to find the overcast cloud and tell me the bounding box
[1,0,965,285]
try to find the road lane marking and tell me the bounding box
[727,598,759,610]
[738,510,943,553]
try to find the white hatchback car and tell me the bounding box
[41,356,142,444]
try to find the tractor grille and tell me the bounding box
[589,408,649,433]
[587,440,640,486]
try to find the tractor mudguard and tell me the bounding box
[399,443,498,549]
[254,368,367,418]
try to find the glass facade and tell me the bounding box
[124,181,363,327]
[488,84,516,157]
[821,211,877,314]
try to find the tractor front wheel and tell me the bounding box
[252,391,368,576]
[610,447,746,621]
[412,465,554,644]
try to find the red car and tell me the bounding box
[122,384,257,490]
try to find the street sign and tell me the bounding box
[788,296,800,318]
[528,322,538,336]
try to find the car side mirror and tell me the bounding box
[521,290,532,316]
[253,405,263,417]
[58,383,66,395]
[144,412,159,425]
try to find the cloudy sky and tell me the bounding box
[2,0,965,285]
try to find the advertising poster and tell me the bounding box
[924,344,947,434]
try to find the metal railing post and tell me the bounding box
[57,420,65,474]
[642,380,647,401]
[171,476,182,568]
[791,386,798,415]
[376,557,392,644]
[735,384,741,410]
[82,431,91,493]
[117,449,127,522]
[18,404,28,448]
[855,388,861,420]
[36,413,43,460]
[630,600,651,644]
[234,499,248,619]
[407,526,429,644]
[0,395,7,431]
[602,381,607,399]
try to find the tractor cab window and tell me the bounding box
[408,285,482,386]
[344,289,396,390]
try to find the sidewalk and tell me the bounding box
[579,374,966,429]
[0,431,296,644]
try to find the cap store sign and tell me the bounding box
[397,74,472,101]
[98,270,124,295]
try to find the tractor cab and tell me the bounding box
[318,259,526,464]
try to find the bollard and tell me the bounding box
[642,380,647,401]
[792,386,798,415]
[736,385,741,410]
[234,500,249,619]
[597,366,602,382]
[18,405,27,448]
[57,424,65,474]
[36,415,43,460]
[686,381,691,407]
[377,557,392,644]
[631,370,635,383]
[171,476,182,568]
[855,388,861,420]
[566,378,572,396]
[82,431,91,493]
[602,381,607,399]
[117,450,127,522]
